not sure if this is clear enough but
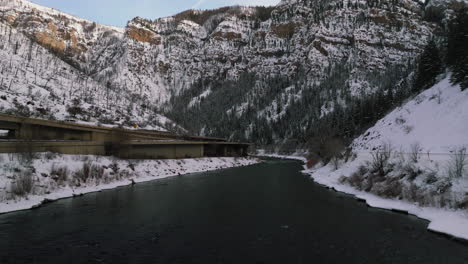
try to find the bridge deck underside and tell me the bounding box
[0,114,249,159]
[0,141,249,159]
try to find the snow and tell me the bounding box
[261,151,468,243]
[0,19,175,130]
[189,89,212,108]
[353,76,468,154]
[265,76,468,242]
[256,150,307,162]
[308,157,468,242]
[0,154,261,215]
[0,0,124,33]
[257,86,302,123]
[0,0,434,138]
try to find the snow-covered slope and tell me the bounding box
[0,153,260,214]
[353,76,468,153]
[308,75,468,241]
[0,0,178,129]
[160,0,440,142]
[0,20,173,129]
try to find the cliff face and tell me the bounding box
[122,0,433,103]
[0,0,441,140]
[0,0,176,129]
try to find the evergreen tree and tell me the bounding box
[447,6,468,90]
[413,40,442,92]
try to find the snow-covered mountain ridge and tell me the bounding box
[0,0,461,140]
[0,0,179,129]
[1,0,434,100]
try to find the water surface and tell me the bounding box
[0,159,467,263]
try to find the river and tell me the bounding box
[0,159,467,263]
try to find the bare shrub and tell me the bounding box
[372,178,402,198]
[347,171,365,190]
[11,171,34,197]
[90,164,105,182]
[50,165,69,185]
[357,165,369,176]
[73,162,105,184]
[382,178,403,198]
[331,156,341,170]
[402,183,431,205]
[396,146,406,166]
[306,153,321,169]
[338,176,347,184]
[403,125,413,134]
[438,194,453,208]
[403,164,422,181]
[74,162,91,183]
[395,117,406,125]
[109,162,120,175]
[457,197,468,210]
[17,151,38,166]
[425,172,438,184]
[409,142,421,163]
[362,176,375,192]
[448,147,467,179]
[312,137,345,165]
[435,179,452,194]
[346,165,370,190]
[127,162,136,171]
[370,143,393,175]
[117,170,131,181]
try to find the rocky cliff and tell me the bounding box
[0,0,452,142]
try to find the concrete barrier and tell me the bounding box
[0,114,227,142]
[0,140,249,159]
[0,114,249,159]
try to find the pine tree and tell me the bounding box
[447,6,468,90]
[413,40,442,92]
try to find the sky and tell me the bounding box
[29,0,280,27]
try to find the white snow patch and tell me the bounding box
[0,154,261,214]
[307,155,468,242]
[353,76,468,154]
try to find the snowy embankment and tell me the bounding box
[309,157,468,242]
[0,154,260,214]
[266,76,468,242]
[256,150,307,163]
[308,77,468,242]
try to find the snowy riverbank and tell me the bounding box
[261,152,468,243]
[308,155,468,243]
[0,153,260,214]
[260,77,468,243]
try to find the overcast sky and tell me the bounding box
[29,0,280,27]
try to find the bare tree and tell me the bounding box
[448,147,467,179]
[371,142,393,175]
[331,155,340,170]
[409,142,421,163]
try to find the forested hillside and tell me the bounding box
[0,0,466,155]
[164,0,434,151]
[165,0,467,158]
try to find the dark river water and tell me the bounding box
[0,159,467,264]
